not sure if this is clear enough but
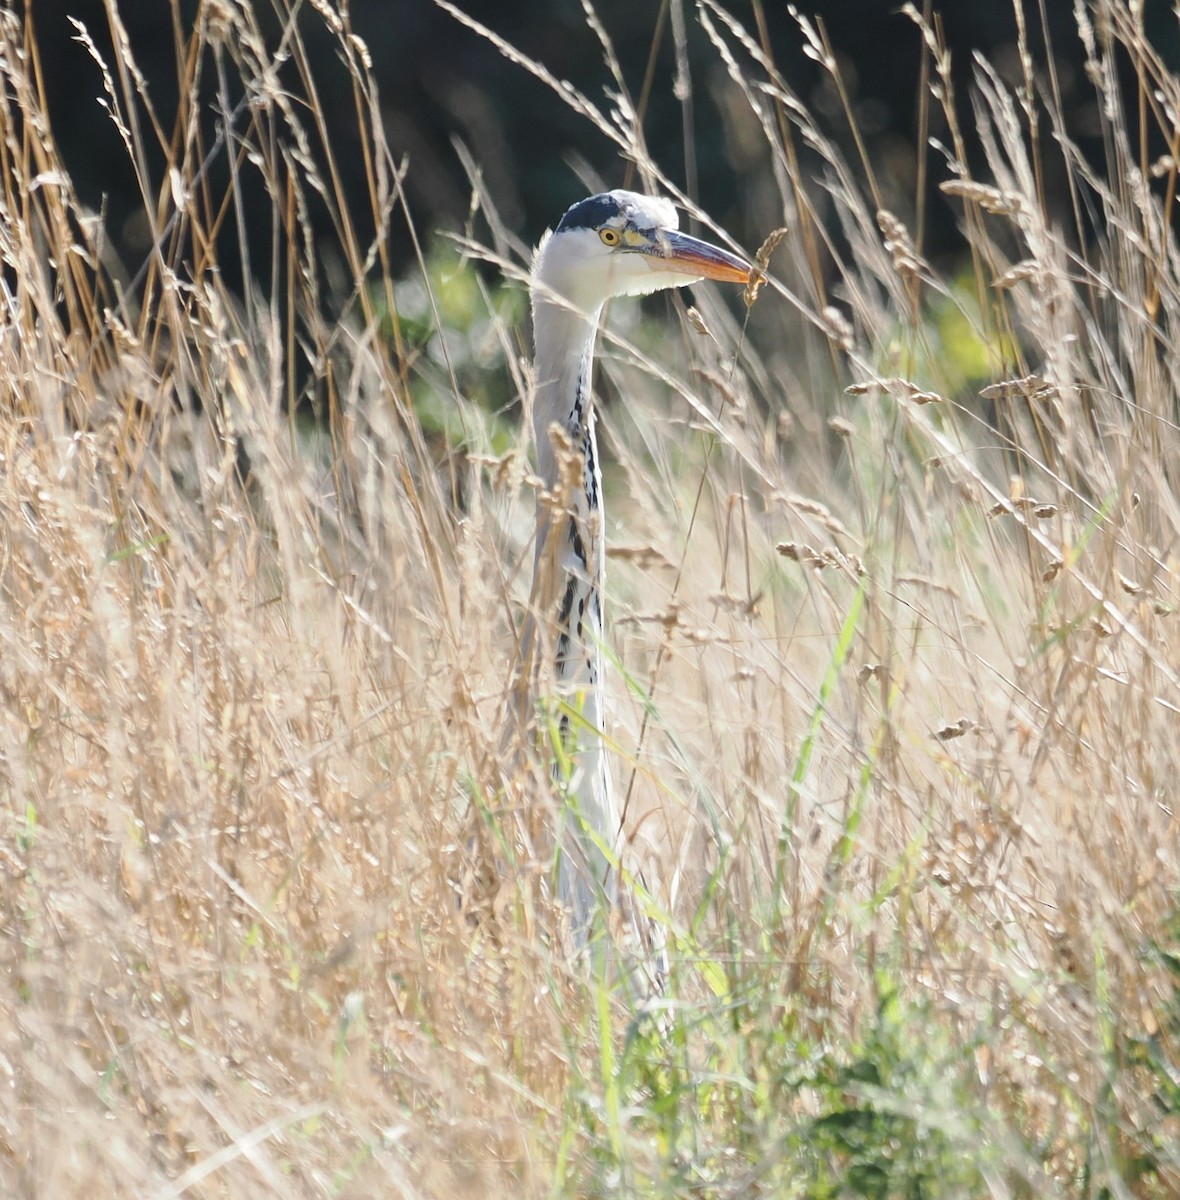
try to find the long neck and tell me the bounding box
[531,294,606,687]
[530,296,606,670]
[530,293,619,932]
[531,298,601,489]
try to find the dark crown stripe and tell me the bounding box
[556,193,622,233]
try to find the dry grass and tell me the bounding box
[2,1,1179,1195]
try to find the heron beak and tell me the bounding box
[643,228,750,284]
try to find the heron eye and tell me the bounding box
[599,228,621,246]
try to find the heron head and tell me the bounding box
[532,190,749,312]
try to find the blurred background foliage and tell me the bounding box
[14,0,1180,456]
[385,242,526,447]
[23,0,1180,281]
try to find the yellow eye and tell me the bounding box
[599,228,621,246]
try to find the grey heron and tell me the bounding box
[522,189,749,989]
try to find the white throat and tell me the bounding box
[530,293,603,489]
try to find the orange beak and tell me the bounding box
[644,229,750,283]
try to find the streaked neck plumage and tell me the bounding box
[529,285,618,935]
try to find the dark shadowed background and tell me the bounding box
[21,0,1179,291]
